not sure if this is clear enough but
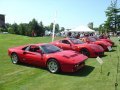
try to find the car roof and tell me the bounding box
[59,38,75,40]
[29,43,51,46]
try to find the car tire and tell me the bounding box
[11,53,19,64]
[80,49,90,57]
[47,59,60,73]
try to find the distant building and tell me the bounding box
[0,14,5,27]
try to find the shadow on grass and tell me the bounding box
[16,63,94,77]
[90,54,107,59]
[112,45,117,47]
[99,54,107,58]
[105,49,116,52]
[59,65,95,77]
[17,63,47,71]
[110,49,116,52]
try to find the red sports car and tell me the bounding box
[51,38,104,57]
[81,37,112,51]
[99,39,114,46]
[90,36,114,46]
[8,44,88,73]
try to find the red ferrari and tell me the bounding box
[8,44,88,73]
[99,39,114,46]
[51,38,104,57]
[90,36,114,46]
[81,37,112,51]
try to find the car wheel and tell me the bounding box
[11,53,19,64]
[47,59,60,73]
[80,49,90,57]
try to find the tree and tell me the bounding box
[4,18,61,37]
[116,14,120,30]
[5,23,11,32]
[0,28,2,33]
[60,27,65,31]
[49,23,60,33]
[39,21,45,36]
[39,21,43,27]
[88,22,93,29]
[50,23,54,31]
[98,24,105,34]
[55,24,59,33]
[0,27,7,32]
[105,0,120,33]
[18,23,26,35]
[8,27,14,34]
[44,26,50,31]
[11,23,19,34]
[5,23,11,28]
[28,19,40,36]
[104,20,111,33]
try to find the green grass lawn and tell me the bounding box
[0,34,120,90]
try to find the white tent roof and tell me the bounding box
[69,25,95,32]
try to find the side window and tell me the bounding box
[29,45,40,52]
[24,46,30,51]
[22,46,29,50]
[61,40,70,44]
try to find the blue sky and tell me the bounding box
[1,0,120,29]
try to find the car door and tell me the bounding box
[59,40,72,50]
[22,45,44,66]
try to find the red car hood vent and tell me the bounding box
[63,53,78,58]
[56,50,88,62]
[62,55,70,58]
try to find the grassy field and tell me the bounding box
[0,34,120,90]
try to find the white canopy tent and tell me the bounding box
[69,25,95,33]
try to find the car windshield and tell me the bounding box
[70,38,84,44]
[40,44,61,54]
[88,37,97,42]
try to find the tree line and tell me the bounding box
[0,18,65,37]
[99,0,120,34]
[1,0,120,36]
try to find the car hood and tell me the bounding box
[50,50,88,63]
[100,39,114,44]
[74,43,104,51]
[86,43,104,51]
[95,41,112,46]
[100,39,111,42]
